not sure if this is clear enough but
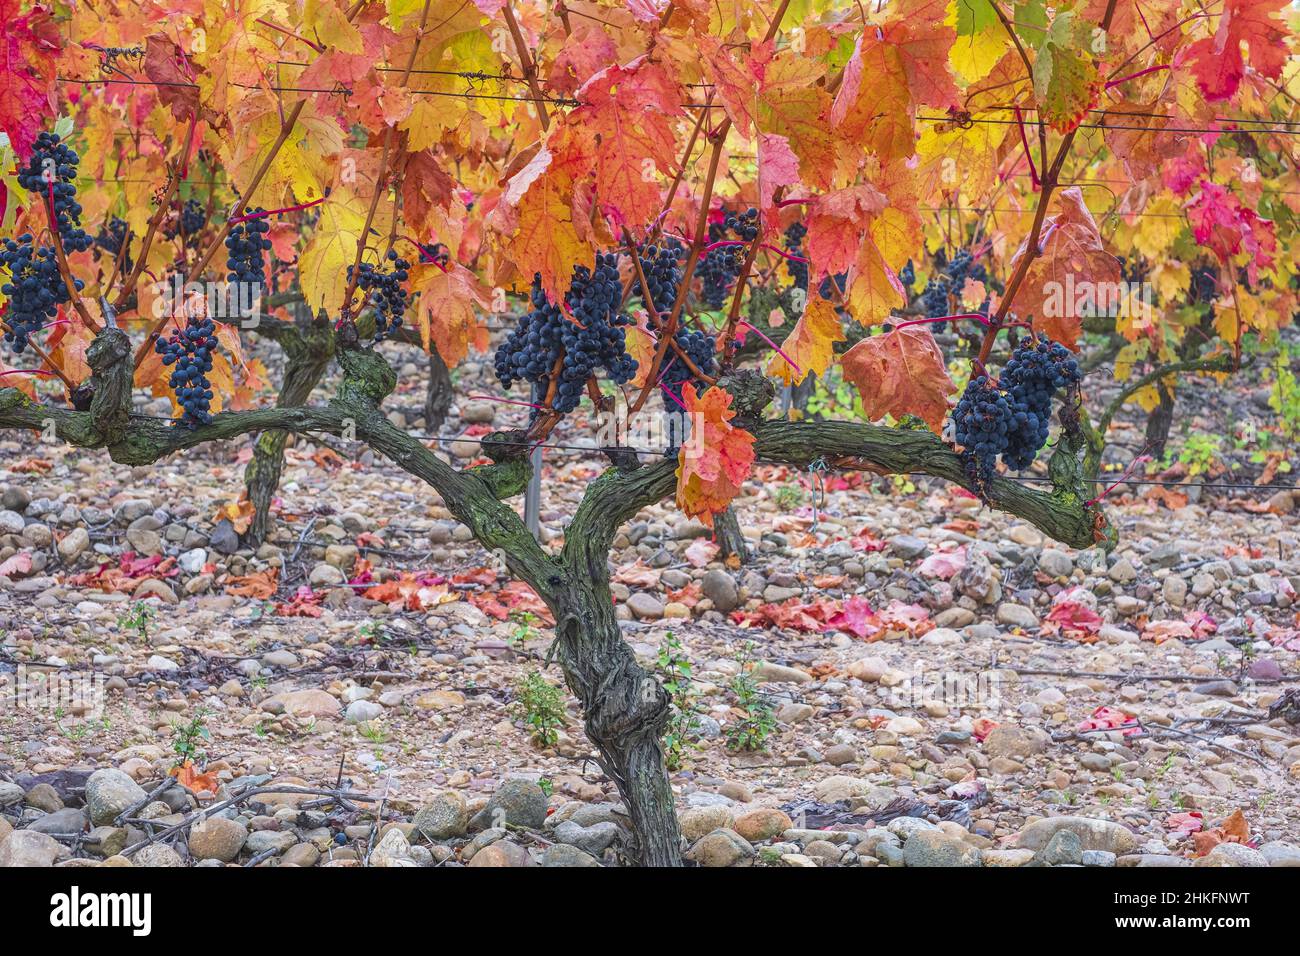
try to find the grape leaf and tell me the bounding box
[1185,180,1277,287]
[766,294,844,387]
[1032,12,1100,133]
[839,325,955,433]
[495,123,596,303]
[830,35,915,163]
[0,0,63,159]
[569,59,683,227]
[410,261,491,367]
[1181,0,1290,103]
[756,132,800,229]
[675,382,756,527]
[757,53,837,190]
[882,0,961,111]
[1007,187,1122,349]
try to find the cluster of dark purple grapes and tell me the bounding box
[634,238,684,313]
[952,337,1081,488]
[349,251,410,341]
[1,235,81,353]
[698,207,758,309]
[943,248,988,288]
[225,210,271,290]
[94,217,133,272]
[919,248,993,318]
[900,260,915,287]
[921,276,951,317]
[658,327,717,404]
[494,259,638,414]
[16,132,93,254]
[783,222,808,292]
[165,199,207,243]
[155,316,218,427]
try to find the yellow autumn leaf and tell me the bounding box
[1131,193,1184,260]
[766,295,844,386]
[298,186,371,313]
[947,23,1008,84]
[306,0,364,54]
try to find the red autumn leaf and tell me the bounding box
[827,596,879,639]
[1191,808,1253,857]
[1166,811,1205,837]
[683,538,719,568]
[0,0,64,158]
[1077,705,1141,736]
[918,547,966,579]
[696,34,769,137]
[1185,180,1277,286]
[882,0,961,111]
[452,566,499,586]
[0,551,33,578]
[275,586,325,617]
[839,325,955,433]
[1180,0,1290,102]
[756,132,800,229]
[569,58,683,226]
[1046,600,1103,637]
[675,382,756,527]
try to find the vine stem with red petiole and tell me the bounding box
[1086,450,1152,507]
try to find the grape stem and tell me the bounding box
[976,0,1121,367]
[737,319,801,376]
[229,196,326,224]
[630,0,793,411]
[502,2,550,132]
[340,0,433,321]
[39,181,100,335]
[0,321,75,390]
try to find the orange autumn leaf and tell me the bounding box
[839,325,955,432]
[675,382,756,527]
[171,760,221,795]
[213,495,256,535]
[410,260,491,367]
[1191,808,1252,857]
[1006,187,1122,349]
[224,568,278,600]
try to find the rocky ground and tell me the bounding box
[1,346,1299,868]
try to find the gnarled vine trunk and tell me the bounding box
[243,316,334,545]
[549,572,681,865]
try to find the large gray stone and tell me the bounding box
[552,820,621,855]
[474,778,548,830]
[413,792,469,840]
[1016,816,1139,856]
[902,829,982,867]
[85,768,147,827]
[0,829,62,866]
